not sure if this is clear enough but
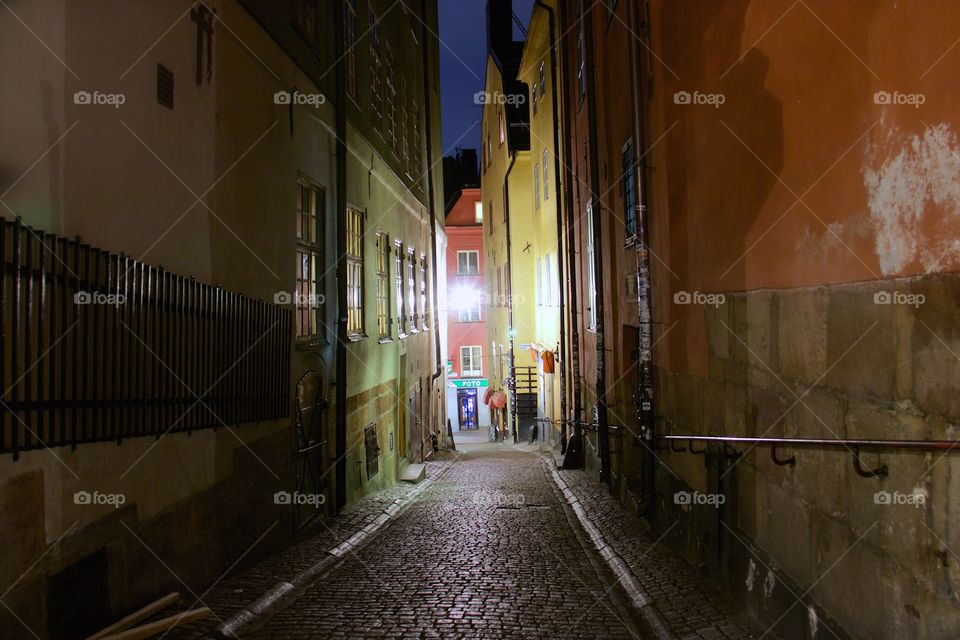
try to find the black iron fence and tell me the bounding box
[1,217,292,459]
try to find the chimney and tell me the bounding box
[487,0,514,61]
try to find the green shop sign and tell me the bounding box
[449,378,489,389]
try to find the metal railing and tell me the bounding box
[1,217,292,459]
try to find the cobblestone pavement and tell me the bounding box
[544,447,767,640]
[166,437,769,639]
[246,441,645,639]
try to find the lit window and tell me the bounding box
[420,253,428,329]
[461,345,483,377]
[346,207,365,338]
[376,232,391,339]
[407,248,417,331]
[296,178,325,339]
[395,241,406,336]
[474,201,483,223]
[539,61,546,97]
[457,250,479,275]
[498,106,505,145]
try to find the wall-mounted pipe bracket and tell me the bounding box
[853,446,888,479]
[771,445,796,467]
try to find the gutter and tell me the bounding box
[332,0,348,511]
[583,1,611,486]
[503,150,519,442]
[535,0,567,454]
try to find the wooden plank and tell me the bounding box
[97,607,208,640]
[85,592,180,640]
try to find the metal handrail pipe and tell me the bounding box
[659,434,960,451]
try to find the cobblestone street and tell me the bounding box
[164,435,765,639]
[247,438,646,639]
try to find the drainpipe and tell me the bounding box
[629,0,656,511]
[583,1,611,486]
[421,0,443,448]
[503,150,518,443]
[558,0,583,469]
[535,0,566,454]
[332,0,348,511]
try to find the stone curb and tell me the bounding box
[537,452,677,640]
[217,452,463,638]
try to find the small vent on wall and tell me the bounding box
[157,63,174,109]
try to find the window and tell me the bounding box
[385,43,396,153]
[369,3,382,130]
[296,178,325,339]
[458,291,481,323]
[407,248,417,330]
[474,201,483,223]
[293,0,322,47]
[400,78,408,163]
[623,139,638,239]
[542,149,549,200]
[411,99,422,178]
[420,253,428,328]
[488,200,494,234]
[498,106,505,145]
[461,346,482,377]
[395,241,406,336]
[343,0,357,99]
[376,232,391,339]
[346,207,365,338]
[539,61,546,97]
[532,85,538,115]
[534,163,541,210]
[457,250,479,275]
[586,199,597,329]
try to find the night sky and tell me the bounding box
[438,0,535,155]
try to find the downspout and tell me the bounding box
[629,0,656,512]
[558,0,583,469]
[503,150,518,443]
[583,1,611,487]
[333,0,348,511]
[421,0,443,447]
[535,0,566,453]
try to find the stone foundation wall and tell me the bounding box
[654,273,960,639]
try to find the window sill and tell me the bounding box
[348,332,369,343]
[378,337,393,344]
[296,336,329,352]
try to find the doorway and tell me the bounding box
[457,388,479,430]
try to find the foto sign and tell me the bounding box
[449,378,489,389]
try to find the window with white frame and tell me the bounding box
[419,253,428,328]
[457,250,479,275]
[407,247,417,330]
[545,254,552,306]
[346,206,365,338]
[376,231,391,339]
[474,201,483,223]
[461,346,482,377]
[534,163,541,210]
[457,293,481,323]
[395,241,406,336]
[296,178,325,340]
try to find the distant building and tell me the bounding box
[444,187,489,432]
